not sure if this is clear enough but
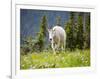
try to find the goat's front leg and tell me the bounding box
[51,41,56,54]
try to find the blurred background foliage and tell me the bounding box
[20,11,90,55]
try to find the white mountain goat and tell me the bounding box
[48,26,66,54]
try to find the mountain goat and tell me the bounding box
[48,26,66,54]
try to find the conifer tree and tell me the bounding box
[85,13,90,48]
[35,15,47,51]
[76,13,84,49]
[56,16,61,26]
[65,12,75,50]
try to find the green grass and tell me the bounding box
[20,49,90,69]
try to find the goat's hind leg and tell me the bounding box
[63,40,66,53]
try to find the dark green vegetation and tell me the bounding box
[64,12,90,50]
[20,12,90,69]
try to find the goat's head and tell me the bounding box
[48,28,55,43]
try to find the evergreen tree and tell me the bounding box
[56,16,61,26]
[65,12,75,50]
[40,16,47,37]
[76,13,84,49]
[35,15,48,51]
[84,13,90,48]
[87,14,90,48]
[65,12,90,50]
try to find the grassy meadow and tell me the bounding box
[20,49,90,69]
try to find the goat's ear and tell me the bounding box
[47,24,50,32]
